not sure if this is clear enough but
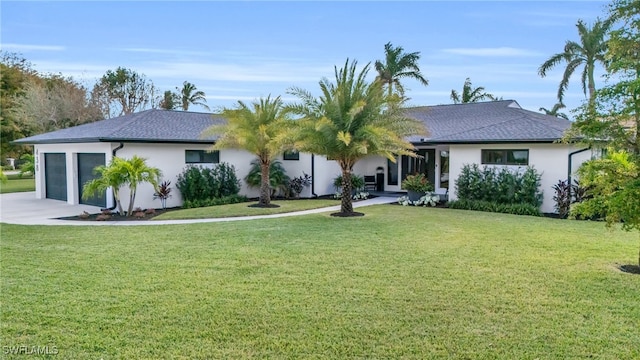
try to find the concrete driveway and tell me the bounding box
[0,192,103,225]
[0,191,398,226]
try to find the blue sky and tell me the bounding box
[1,1,610,117]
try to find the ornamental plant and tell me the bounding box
[401,173,433,193]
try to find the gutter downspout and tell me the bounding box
[568,147,590,200]
[311,154,317,198]
[102,142,124,211]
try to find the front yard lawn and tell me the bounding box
[1,206,639,358]
[153,198,340,220]
[0,174,35,194]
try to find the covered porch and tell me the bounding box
[353,145,450,199]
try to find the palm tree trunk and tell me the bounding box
[259,160,271,207]
[127,190,137,216]
[340,167,353,214]
[588,64,596,104]
[113,189,124,216]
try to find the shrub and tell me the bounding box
[333,174,365,191]
[176,163,241,206]
[447,199,542,217]
[552,180,571,218]
[244,159,290,196]
[153,180,172,209]
[455,164,542,208]
[401,173,434,193]
[287,173,312,198]
[182,194,248,209]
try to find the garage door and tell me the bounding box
[78,153,106,207]
[44,153,67,201]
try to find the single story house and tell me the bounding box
[14,100,593,213]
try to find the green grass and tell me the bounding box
[0,174,34,194]
[154,199,340,220]
[2,206,639,359]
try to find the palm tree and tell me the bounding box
[288,59,427,216]
[450,78,497,104]
[177,81,210,111]
[202,95,292,207]
[121,155,162,216]
[539,102,569,120]
[538,18,613,103]
[374,42,429,97]
[82,156,161,216]
[159,90,179,110]
[83,158,127,216]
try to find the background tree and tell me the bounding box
[0,52,37,158]
[568,0,640,267]
[202,95,292,207]
[374,42,429,97]
[177,81,210,111]
[92,67,154,117]
[288,59,427,216]
[538,18,613,103]
[159,90,179,110]
[450,78,497,104]
[539,102,569,119]
[12,75,103,134]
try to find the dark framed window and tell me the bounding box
[185,150,219,164]
[283,150,299,161]
[481,149,529,165]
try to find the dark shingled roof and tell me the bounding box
[405,100,571,144]
[14,100,571,145]
[13,109,225,144]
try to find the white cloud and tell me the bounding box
[441,47,542,57]
[1,43,66,52]
[115,47,212,57]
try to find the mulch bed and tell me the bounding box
[58,208,179,222]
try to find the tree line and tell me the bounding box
[0,55,211,158]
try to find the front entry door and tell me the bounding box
[401,149,436,185]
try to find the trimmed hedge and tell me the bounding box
[448,199,542,217]
[176,163,241,207]
[182,195,248,209]
[455,164,543,208]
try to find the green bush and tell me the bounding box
[447,199,542,217]
[182,195,248,209]
[245,159,290,196]
[333,174,365,191]
[455,164,542,208]
[176,163,241,205]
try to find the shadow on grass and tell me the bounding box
[618,264,640,275]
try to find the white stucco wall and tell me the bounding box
[34,143,115,206]
[448,143,592,214]
[33,142,340,210]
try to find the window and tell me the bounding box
[283,150,299,161]
[185,150,219,164]
[481,149,528,165]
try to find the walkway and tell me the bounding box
[0,192,398,226]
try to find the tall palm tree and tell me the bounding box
[177,81,210,111]
[539,102,569,120]
[288,59,427,216]
[159,90,179,110]
[538,18,613,103]
[202,95,292,207]
[82,156,161,216]
[450,78,497,104]
[374,42,429,97]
